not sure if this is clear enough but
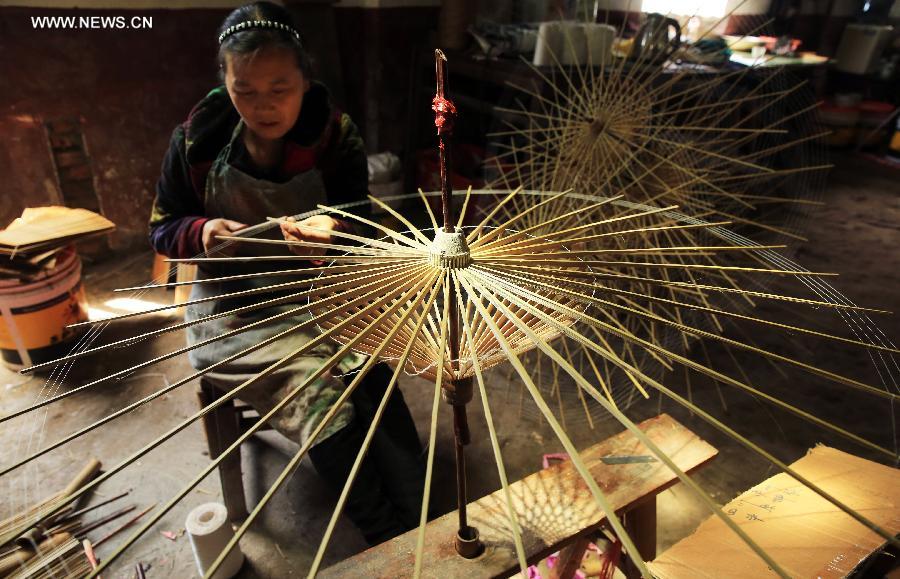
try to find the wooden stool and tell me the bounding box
[322,414,718,579]
[197,378,273,521]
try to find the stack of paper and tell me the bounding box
[0,206,115,280]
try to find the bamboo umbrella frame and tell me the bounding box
[2,55,897,579]
[483,7,832,423]
[2,186,897,578]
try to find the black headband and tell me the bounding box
[218,19,302,45]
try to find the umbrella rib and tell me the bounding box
[474,266,899,457]
[66,259,423,329]
[2,265,427,425]
[467,265,900,548]
[478,267,900,548]
[251,274,443,579]
[20,262,420,373]
[454,274,529,573]
[113,260,403,292]
[89,271,438,577]
[413,272,450,578]
[465,270,792,579]
[1,268,433,552]
[458,272,654,578]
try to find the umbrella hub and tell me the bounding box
[430,227,471,269]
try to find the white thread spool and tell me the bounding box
[534,21,564,66]
[560,22,587,65]
[186,503,244,579]
[585,23,616,66]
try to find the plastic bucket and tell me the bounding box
[0,246,89,370]
[888,115,900,161]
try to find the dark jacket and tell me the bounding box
[149,82,368,258]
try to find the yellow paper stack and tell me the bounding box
[0,207,114,280]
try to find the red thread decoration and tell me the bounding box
[432,95,457,136]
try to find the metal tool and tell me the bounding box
[601,455,658,465]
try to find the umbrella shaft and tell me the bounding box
[453,403,470,532]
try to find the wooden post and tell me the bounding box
[551,535,593,579]
[622,497,657,578]
[198,381,248,521]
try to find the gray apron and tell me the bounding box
[186,120,362,446]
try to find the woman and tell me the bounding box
[149,1,424,545]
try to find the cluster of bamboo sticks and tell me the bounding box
[0,460,100,579]
[2,534,91,579]
[1,185,895,578]
[0,457,154,579]
[205,189,894,578]
[0,18,893,576]
[488,11,828,235]
[0,460,100,548]
[482,6,832,423]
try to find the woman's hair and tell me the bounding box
[217,2,312,80]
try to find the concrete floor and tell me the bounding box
[0,154,897,578]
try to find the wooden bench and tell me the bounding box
[322,413,718,579]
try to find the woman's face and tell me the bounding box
[224,46,308,142]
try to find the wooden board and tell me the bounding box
[323,413,717,579]
[650,446,900,578]
[0,206,114,255]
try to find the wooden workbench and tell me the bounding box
[322,413,717,579]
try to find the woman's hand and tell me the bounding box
[202,218,247,256]
[280,214,339,265]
